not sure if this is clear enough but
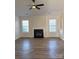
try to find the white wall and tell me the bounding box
[57,15,64,39]
[19,15,64,38]
[15,16,21,39]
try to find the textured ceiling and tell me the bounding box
[15,0,64,16]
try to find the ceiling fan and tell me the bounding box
[29,0,44,10]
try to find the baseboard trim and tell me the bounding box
[16,37,62,39]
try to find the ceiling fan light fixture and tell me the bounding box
[32,6,36,8]
[29,0,44,10]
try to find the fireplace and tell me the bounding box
[34,29,44,38]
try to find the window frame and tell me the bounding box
[49,19,57,32]
[22,20,29,32]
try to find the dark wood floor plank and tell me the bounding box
[15,38,64,59]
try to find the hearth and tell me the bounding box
[34,29,44,38]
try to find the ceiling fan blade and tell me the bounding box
[36,4,44,6]
[32,0,35,3]
[36,6,40,9]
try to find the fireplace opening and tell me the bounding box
[34,29,44,38]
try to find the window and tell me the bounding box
[22,20,29,32]
[49,19,56,32]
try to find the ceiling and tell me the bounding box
[15,0,64,16]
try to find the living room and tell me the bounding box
[1,0,79,59]
[15,0,64,59]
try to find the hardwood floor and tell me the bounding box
[15,38,64,59]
